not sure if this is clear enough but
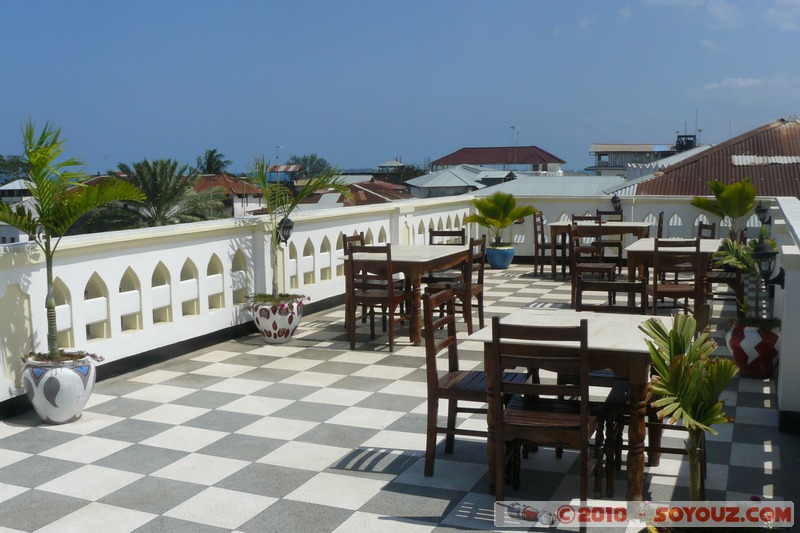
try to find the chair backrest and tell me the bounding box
[422,289,459,383]
[572,214,600,223]
[464,236,487,285]
[533,212,546,247]
[347,244,396,296]
[487,315,590,437]
[652,238,705,284]
[429,228,466,246]
[569,223,604,268]
[657,212,665,238]
[343,232,365,252]
[697,222,716,238]
[596,209,623,222]
[575,276,647,314]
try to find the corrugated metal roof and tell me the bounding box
[731,155,800,166]
[473,174,625,197]
[406,165,484,189]
[0,179,29,191]
[268,164,302,172]
[194,174,261,195]
[636,117,800,197]
[431,146,565,166]
[590,143,675,153]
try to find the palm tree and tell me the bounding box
[116,159,220,226]
[250,158,352,299]
[464,191,536,246]
[0,121,145,359]
[690,178,756,239]
[196,149,232,175]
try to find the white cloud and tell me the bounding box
[618,6,633,20]
[578,16,596,30]
[763,0,800,31]
[703,77,764,90]
[699,38,720,50]
[706,0,745,28]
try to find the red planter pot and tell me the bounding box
[725,324,780,379]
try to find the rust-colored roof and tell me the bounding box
[431,146,565,166]
[296,179,413,207]
[194,174,261,195]
[636,117,800,197]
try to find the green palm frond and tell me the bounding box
[690,178,756,237]
[464,192,536,244]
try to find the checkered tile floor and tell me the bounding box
[0,265,789,532]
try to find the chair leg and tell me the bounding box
[424,398,438,477]
[476,293,485,330]
[445,399,457,453]
[647,414,663,466]
[462,295,474,335]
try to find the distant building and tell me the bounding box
[267,164,301,184]
[0,179,30,205]
[430,146,565,173]
[586,135,697,176]
[194,174,262,217]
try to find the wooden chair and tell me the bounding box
[575,276,647,314]
[533,212,563,277]
[425,236,487,334]
[569,224,617,307]
[421,289,527,477]
[706,229,745,313]
[596,209,624,273]
[656,211,665,238]
[422,228,467,285]
[697,221,716,238]
[345,244,409,351]
[486,316,604,501]
[343,232,407,328]
[646,238,706,316]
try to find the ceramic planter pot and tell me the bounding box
[486,247,515,269]
[252,298,305,344]
[725,324,779,379]
[22,356,97,424]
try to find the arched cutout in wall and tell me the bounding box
[119,267,142,332]
[84,272,110,340]
[151,262,172,324]
[320,236,332,281]
[289,242,299,290]
[303,238,315,285]
[378,227,388,243]
[231,249,248,305]
[207,254,225,310]
[180,259,200,317]
[336,233,345,277]
[53,277,73,348]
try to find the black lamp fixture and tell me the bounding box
[755,201,771,225]
[277,216,294,244]
[751,238,784,289]
[610,193,622,212]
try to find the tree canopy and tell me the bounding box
[0,154,30,184]
[285,154,332,180]
[196,149,232,174]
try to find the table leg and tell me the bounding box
[626,381,647,501]
[550,233,557,280]
[485,345,496,495]
[409,274,423,345]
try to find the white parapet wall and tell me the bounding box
[1,193,798,416]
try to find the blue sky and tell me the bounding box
[1,0,799,174]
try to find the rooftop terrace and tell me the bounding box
[0,265,796,532]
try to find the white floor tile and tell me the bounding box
[351,365,414,380]
[262,358,321,371]
[129,369,185,384]
[189,362,252,378]
[0,482,28,504]
[236,416,318,440]
[360,430,427,452]
[246,345,304,357]
[39,435,132,463]
[325,406,404,430]
[257,441,351,471]
[152,453,249,485]
[131,403,209,425]
[204,377,271,395]
[301,388,373,406]
[36,502,156,533]
[140,425,227,452]
[285,472,386,511]
[165,486,277,529]
[37,465,143,501]
[0,449,30,469]
[393,458,486,491]
[217,395,294,416]
[40,412,125,435]
[377,381,427,398]
[190,350,240,363]
[122,384,196,403]
[330,352,389,365]
[333,511,434,533]
[280,371,345,387]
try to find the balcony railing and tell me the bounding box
[1,194,799,427]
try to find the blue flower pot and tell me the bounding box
[486,247,515,269]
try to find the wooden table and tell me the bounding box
[347,244,468,345]
[468,308,670,501]
[549,220,651,279]
[625,238,721,330]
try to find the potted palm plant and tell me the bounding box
[249,158,351,343]
[0,121,145,424]
[712,235,781,378]
[690,177,756,239]
[640,314,738,501]
[464,191,536,269]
